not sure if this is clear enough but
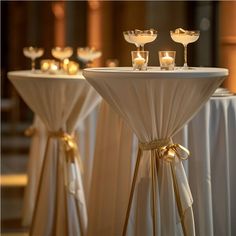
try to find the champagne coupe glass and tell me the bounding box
[23,47,44,72]
[170,28,200,69]
[123,29,157,51]
[51,47,73,71]
[77,47,102,68]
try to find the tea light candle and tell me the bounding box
[67,61,79,75]
[161,54,174,66]
[159,51,176,70]
[134,57,145,66]
[49,63,59,74]
[41,60,52,72]
[131,51,149,71]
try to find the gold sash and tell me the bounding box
[123,138,190,236]
[48,131,83,171]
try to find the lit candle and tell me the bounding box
[41,60,52,72]
[134,57,145,66]
[63,58,70,72]
[131,51,149,71]
[161,53,174,67]
[67,61,79,75]
[49,63,59,74]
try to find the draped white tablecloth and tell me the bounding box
[87,95,236,236]
[174,95,236,236]
[22,115,47,227]
[83,67,228,236]
[8,70,101,236]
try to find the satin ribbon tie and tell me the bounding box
[24,126,37,137]
[48,131,83,196]
[139,138,190,162]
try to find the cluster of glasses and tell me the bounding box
[123,28,200,70]
[23,46,102,74]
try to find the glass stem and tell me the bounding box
[183,44,188,68]
[31,59,35,72]
[141,45,144,51]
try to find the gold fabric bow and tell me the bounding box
[48,131,83,171]
[24,126,37,137]
[159,143,190,162]
[47,130,84,200]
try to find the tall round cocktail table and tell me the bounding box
[8,70,101,236]
[83,67,228,236]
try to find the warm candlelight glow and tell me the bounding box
[159,51,176,70]
[67,61,79,75]
[40,60,56,72]
[131,51,149,71]
[49,63,59,74]
[161,53,174,66]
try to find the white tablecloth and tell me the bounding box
[83,67,228,236]
[174,95,236,236]
[86,95,236,236]
[8,70,101,236]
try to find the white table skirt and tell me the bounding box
[8,70,101,236]
[84,67,227,236]
[20,94,235,235]
[174,95,236,236]
[87,95,236,236]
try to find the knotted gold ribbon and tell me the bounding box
[24,126,37,137]
[48,131,83,196]
[122,138,190,236]
[48,131,82,166]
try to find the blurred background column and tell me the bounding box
[52,1,66,47]
[87,0,102,66]
[219,1,236,93]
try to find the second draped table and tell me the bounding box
[8,71,101,236]
[83,67,228,236]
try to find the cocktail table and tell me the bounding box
[8,70,101,236]
[83,67,228,236]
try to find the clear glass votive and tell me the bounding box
[159,51,176,70]
[131,51,149,71]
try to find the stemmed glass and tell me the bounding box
[23,47,44,72]
[170,28,200,69]
[123,29,157,50]
[77,47,102,68]
[51,47,73,71]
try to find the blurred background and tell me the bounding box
[1,0,236,235]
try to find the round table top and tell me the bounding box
[8,70,85,80]
[83,67,228,80]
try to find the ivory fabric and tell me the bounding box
[174,96,236,236]
[22,115,47,227]
[8,71,101,236]
[87,100,134,236]
[83,67,227,236]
